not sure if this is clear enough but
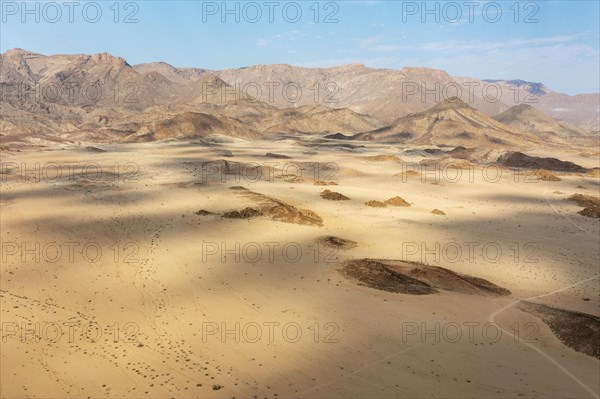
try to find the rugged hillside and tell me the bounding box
[454,77,599,131]
[122,112,262,142]
[215,64,507,124]
[263,105,382,135]
[353,97,541,148]
[493,104,588,143]
[486,79,600,132]
[133,62,207,84]
[1,48,177,110]
[0,48,178,142]
[1,50,386,142]
[138,61,597,131]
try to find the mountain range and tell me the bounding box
[0,48,597,148]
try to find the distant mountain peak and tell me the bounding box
[495,104,545,121]
[342,63,367,69]
[483,78,547,95]
[429,97,472,112]
[90,52,130,67]
[401,66,451,79]
[192,71,226,85]
[2,48,42,57]
[493,103,586,140]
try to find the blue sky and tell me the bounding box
[1,0,599,94]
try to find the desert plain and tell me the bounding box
[1,134,599,398]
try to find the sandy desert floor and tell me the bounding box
[1,137,599,398]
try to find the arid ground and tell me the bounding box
[1,136,598,398]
